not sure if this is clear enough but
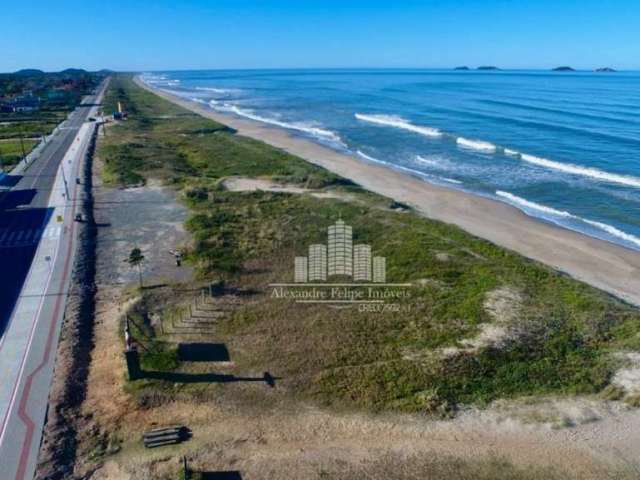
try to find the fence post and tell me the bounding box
[183,456,190,479]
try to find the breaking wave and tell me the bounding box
[518,153,640,189]
[354,111,640,189]
[195,86,238,95]
[496,191,640,248]
[355,113,442,138]
[415,155,441,166]
[357,151,462,186]
[211,102,344,146]
[456,137,497,153]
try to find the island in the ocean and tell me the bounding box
[595,67,616,72]
[454,66,470,70]
[477,66,499,70]
[552,66,575,72]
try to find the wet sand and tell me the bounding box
[136,77,640,306]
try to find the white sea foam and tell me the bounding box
[355,113,442,138]
[442,177,463,184]
[213,103,344,146]
[357,150,425,175]
[520,154,640,189]
[504,148,520,157]
[415,155,440,166]
[195,86,237,94]
[357,151,462,186]
[496,191,573,217]
[582,219,640,248]
[496,190,640,248]
[456,137,497,153]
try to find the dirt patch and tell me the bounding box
[93,157,193,287]
[223,176,352,201]
[612,352,640,395]
[441,286,523,358]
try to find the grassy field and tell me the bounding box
[102,76,640,417]
[0,111,69,170]
[0,138,38,170]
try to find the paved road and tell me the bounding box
[0,79,108,479]
[0,91,103,330]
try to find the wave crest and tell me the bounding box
[496,190,640,248]
[456,137,497,153]
[519,154,640,189]
[355,113,442,138]
[210,102,344,146]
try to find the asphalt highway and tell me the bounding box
[0,79,108,479]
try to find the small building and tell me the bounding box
[6,92,41,112]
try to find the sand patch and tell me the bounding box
[222,176,352,201]
[441,286,523,358]
[612,352,640,395]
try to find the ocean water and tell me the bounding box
[142,69,640,251]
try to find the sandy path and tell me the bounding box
[136,77,640,307]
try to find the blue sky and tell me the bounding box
[2,0,638,72]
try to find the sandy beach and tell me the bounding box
[136,77,640,306]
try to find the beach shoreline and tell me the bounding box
[135,76,640,306]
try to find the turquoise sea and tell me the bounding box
[142,69,640,251]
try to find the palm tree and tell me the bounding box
[128,247,145,288]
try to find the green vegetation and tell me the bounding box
[103,76,640,415]
[0,139,37,168]
[0,69,104,170]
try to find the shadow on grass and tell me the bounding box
[143,370,277,387]
[178,343,230,362]
[198,472,242,480]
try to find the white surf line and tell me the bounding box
[456,137,497,153]
[356,150,462,186]
[496,190,640,249]
[355,113,442,138]
[355,113,640,189]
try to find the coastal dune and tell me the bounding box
[135,77,640,306]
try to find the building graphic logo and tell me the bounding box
[270,218,412,310]
[294,219,386,283]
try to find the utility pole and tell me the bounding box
[19,126,27,164]
[60,163,70,200]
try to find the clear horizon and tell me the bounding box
[3,67,639,75]
[1,0,639,72]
